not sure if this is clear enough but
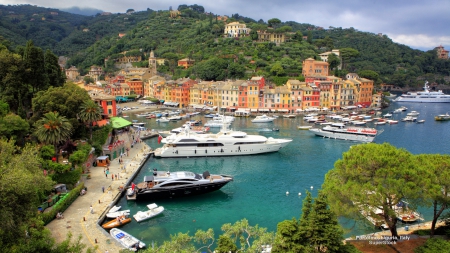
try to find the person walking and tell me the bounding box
[102,186,105,193]
[90,205,93,214]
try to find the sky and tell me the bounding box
[1,0,450,51]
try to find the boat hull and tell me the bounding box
[309,128,376,142]
[135,181,231,201]
[154,140,291,158]
[394,97,450,103]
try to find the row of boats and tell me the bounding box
[103,204,164,251]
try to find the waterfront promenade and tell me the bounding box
[46,129,152,252]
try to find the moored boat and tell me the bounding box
[110,228,146,251]
[394,81,450,103]
[298,125,313,130]
[154,123,291,158]
[309,124,381,142]
[251,115,275,123]
[134,170,233,201]
[435,113,450,121]
[133,203,165,222]
[106,210,131,219]
[102,215,131,229]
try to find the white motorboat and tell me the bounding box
[110,228,146,251]
[383,113,392,118]
[136,112,152,117]
[394,81,450,103]
[282,114,296,118]
[156,117,170,123]
[298,125,313,130]
[108,205,121,213]
[309,125,382,142]
[402,116,417,122]
[154,123,292,158]
[132,122,145,127]
[407,111,420,116]
[251,115,275,123]
[435,113,450,121]
[168,115,182,121]
[133,203,165,222]
[106,210,131,218]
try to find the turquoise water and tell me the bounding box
[114,103,450,245]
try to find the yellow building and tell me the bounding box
[257,31,286,44]
[302,58,329,77]
[224,22,251,38]
[247,81,259,109]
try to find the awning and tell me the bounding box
[278,109,289,112]
[270,109,277,112]
[259,109,269,112]
[250,109,258,112]
[296,109,304,112]
[110,117,132,129]
[229,107,235,110]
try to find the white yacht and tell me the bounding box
[309,124,382,143]
[154,124,292,158]
[394,81,450,103]
[251,115,275,123]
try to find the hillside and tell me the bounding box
[1,4,450,87]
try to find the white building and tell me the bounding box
[224,22,251,38]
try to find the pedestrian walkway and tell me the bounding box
[46,130,152,252]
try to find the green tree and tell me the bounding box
[357,70,379,81]
[328,53,341,71]
[322,143,424,238]
[416,154,450,237]
[414,238,450,253]
[22,40,49,93]
[308,191,346,252]
[340,47,360,69]
[267,18,281,28]
[44,49,65,87]
[0,113,30,141]
[0,139,55,249]
[34,111,73,162]
[78,100,102,140]
[215,235,238,253]
[270,62,285,76]
[221,219,274,252]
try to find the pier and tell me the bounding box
[46,128,153,252]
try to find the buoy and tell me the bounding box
[298,192,301,196]
[286,191,289,195]
[310,186,314,190]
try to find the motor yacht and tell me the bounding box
[251,115,275,123]
[154,123,292,158]
[132,170,233,200]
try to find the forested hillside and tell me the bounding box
[1,4,450,87]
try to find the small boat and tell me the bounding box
[156,117,170,123]
[136,112,152,117]
[282,114,296,118]
[109,205,121,213]
[110,228,146,251]
[252,115,275,123]
[145,114,156,119]
[298,125,313,130]
[102,215,131,229]
[272,128,280,132]
[168,115,182,121]
[407,111,420,116]
[387,120,398,125]
[133,203,165,222]
[106,210,131,219]
[435,113,450,121]
[383,113,392,118]
[402,116,417,122]
[417,120,425,123]
[132,122,145,127]
[374,121,386,125]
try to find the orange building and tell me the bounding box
[238,82,249,108]
[177,58,195,69]
[435,45,449,59]
[302,58,329,77]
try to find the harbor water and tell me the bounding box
[114,102,450,245]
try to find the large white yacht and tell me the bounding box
[153,124,292,158]
[309,123,382,142]
[394,81,450,103]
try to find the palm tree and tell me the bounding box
[34,111,73,162]
[79,100,102,140]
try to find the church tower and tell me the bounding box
[148,50,157,76]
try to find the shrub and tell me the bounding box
[41,182,84,225]
[50,168,83,186]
